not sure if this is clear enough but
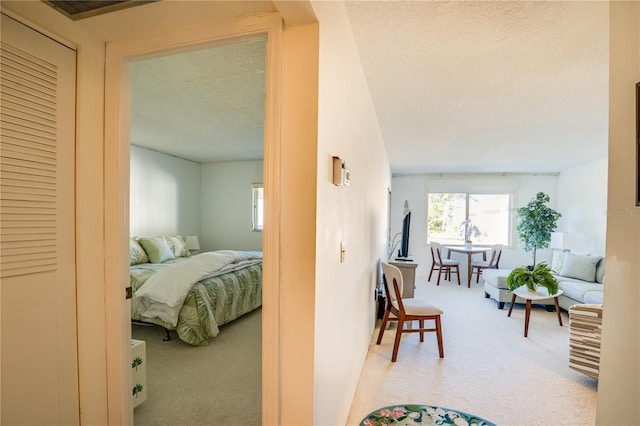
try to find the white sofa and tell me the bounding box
[483,252,605,311]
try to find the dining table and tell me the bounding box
[446,246,489,287]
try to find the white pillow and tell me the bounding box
[551,250,566,274]
[559,253,602,282]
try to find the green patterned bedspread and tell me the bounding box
[130,258,262,346]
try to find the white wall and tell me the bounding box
[557,157,608,253]
[311,2,391,425]
[390,174,559,280]
[129,145,201,238]
[200,160,263,251]
[597,3,640,424]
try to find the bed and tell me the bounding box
[129,236,262,346]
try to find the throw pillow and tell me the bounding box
[164,236,191,257]
[559,253,602,282]
[138,236,176,263]
[129,238,149,265]
[595,258,605,283]
[550,250,566,274]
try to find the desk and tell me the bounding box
[507,287,563,337]
[446,246,488,287]
[389,260,417,298]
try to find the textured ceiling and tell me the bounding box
[128,1,609,174]
[131,37,267,163]
[344,1,609,174]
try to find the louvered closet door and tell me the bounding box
[0,14,79,425]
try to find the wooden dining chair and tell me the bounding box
[429,242,461,285]
[377,262,444,361]
[471,244,503,283]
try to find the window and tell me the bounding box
[427,192,511,245]
[252,184,264,231]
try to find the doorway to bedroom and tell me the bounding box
[128,38,267,424]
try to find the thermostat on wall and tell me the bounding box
[332,156,351,186]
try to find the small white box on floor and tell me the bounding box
[131,339,147,408]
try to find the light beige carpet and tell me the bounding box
[132,308,261,426]
[346,278,598,426]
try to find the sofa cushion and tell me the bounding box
[583,291,604,304]
[559,279,603,303]
[482,268,511,289]
[559,253,602,282]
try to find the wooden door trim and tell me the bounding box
[104,12,283,425]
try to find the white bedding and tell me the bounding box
[133,250,262,326]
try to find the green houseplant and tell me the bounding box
[507,262,559,294]
[515,192,561,266]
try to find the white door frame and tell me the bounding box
[104,13,283,424]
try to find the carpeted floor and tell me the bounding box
[346,277,598,426]
[131,277,598,426]
[132,308,261,426]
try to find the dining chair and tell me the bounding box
[377,262,444,361]
[471,244,503,283]
[429,242,461,285]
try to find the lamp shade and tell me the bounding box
[185,235,200,251]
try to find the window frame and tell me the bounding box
[427,191,513,247]
[252,183,264,232]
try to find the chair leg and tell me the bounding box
[454,266,461,285]
[436,269,442,286]
[391,318,404,362]
[428,264,435,281]
[376,311,390,345]
[419,319,424,342]
[475,267,481,283]
[435,315,444,358]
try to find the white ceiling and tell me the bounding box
[131,37,267,163]
[130,1,609,174]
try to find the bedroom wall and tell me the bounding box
[200,160,263,251]
[310,2,391,425]
[390,174,559,279]
[556,157,608,254]
[129,145,201,238]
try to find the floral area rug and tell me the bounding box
[360,404,495,426]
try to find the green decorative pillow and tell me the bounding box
[129,238,149,265]
[138,237,176,263]
[559,253,602,282]
[164,236,191,258]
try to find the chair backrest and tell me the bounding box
[430,242,444,264]
[488,244,503,268]
[381,262,404,304]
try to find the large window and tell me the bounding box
[427,193,511,246]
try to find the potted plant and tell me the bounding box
[515,192,561,267]
[507,262,559,295]
[461,219,480,248]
